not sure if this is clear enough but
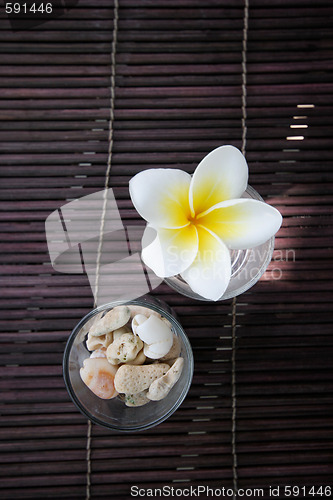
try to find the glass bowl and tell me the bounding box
[164,185,275,301]
[63,296,193,432]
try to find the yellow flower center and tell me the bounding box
[187,213,198,226]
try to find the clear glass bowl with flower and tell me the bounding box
[129,145,282,301]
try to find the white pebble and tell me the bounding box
[136,315,173,344]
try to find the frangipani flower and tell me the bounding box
[129,145,282,301]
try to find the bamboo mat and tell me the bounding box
[1,0,333,498]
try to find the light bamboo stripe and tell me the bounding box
[86,2,119,499]
[232,0,249,497]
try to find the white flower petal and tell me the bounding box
[129,169,192,229]
[181,226,231,301]
[189,145,248,216]
[198,198,282,249]
[141,224,199,278]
